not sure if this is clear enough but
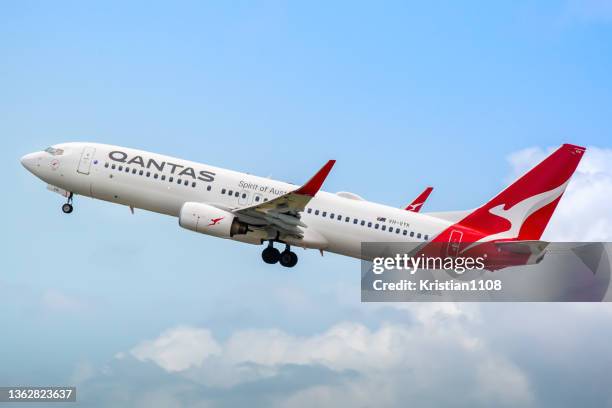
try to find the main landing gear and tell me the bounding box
[261,241,298,268]
[61,193,74,214]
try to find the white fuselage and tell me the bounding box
[21,142,453,260]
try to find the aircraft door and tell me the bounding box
[446,229,463,257]
[77,146,96,175]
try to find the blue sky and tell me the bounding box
[2,1,612,407]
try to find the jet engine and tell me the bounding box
[179,202,248,238]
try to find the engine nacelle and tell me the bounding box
[179,202,248,238]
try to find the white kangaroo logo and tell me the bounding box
[461,180,569,252]
[408,202,423,211]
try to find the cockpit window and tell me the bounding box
[44,147,64,156]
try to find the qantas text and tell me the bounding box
[108,151,216,182]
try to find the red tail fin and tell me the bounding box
[433,144,586,243]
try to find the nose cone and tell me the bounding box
[20,152,39,173]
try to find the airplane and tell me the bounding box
[20,142,585,269]
[404,187,433,212]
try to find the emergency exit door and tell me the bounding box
[77,146,96,175]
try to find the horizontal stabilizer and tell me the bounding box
[494,240,549,255]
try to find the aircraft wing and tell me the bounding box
[405,186,433,212]
[233,160,336,237]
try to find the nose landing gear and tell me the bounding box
[261,242,298,267]
[61,193,74,214]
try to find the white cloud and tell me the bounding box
[80,303,612,407]
[506,147,550,182]
[120,308,533,406]
[125,303,481,377]
[129,326,221,372]
[476,357,533,406]
[507,146,612,241]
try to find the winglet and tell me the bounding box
[405,186,433,212]
[294,160,336,197]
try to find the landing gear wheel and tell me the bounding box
[288,251,298,267]
[62,193,74,214]
[279,250,298,268]
[262,246,280,264]
[62,203,73,214]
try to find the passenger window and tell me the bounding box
[307,208,312,214]
[154,174,158,179]
[125,167,129,173]
[410,231,414,237]
[235,192,239,197]
[139,170,144,176]
[255,196,260,202]
[118,165,123,171]
[177,179,182,184]
[111,164,116,170]
[132,168,137,174]
[382,225,386,231]
[345,217,350,222]
[192,182,196,187]
[424,235,428,240]
[360,220,365,226]
[264,198,268,201]
[322,212,327,217]
[417,233,422,239]
[315,210,320,215]
[242,193,246,198]
[169,177,173,182]
[330,213,335,219]
[367,222,372,227]
[222,189,226,194]
[161,175,166,180]
[207,185,211,191]
[403,230,407,235]
[146,172,150,177]
[228,190,233,196]
[353,219,358,224]
[337,215,341,220]
[185,180,189,186]
[104,163,109,168]
[396,229,400,234]
[375,223,379,229]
